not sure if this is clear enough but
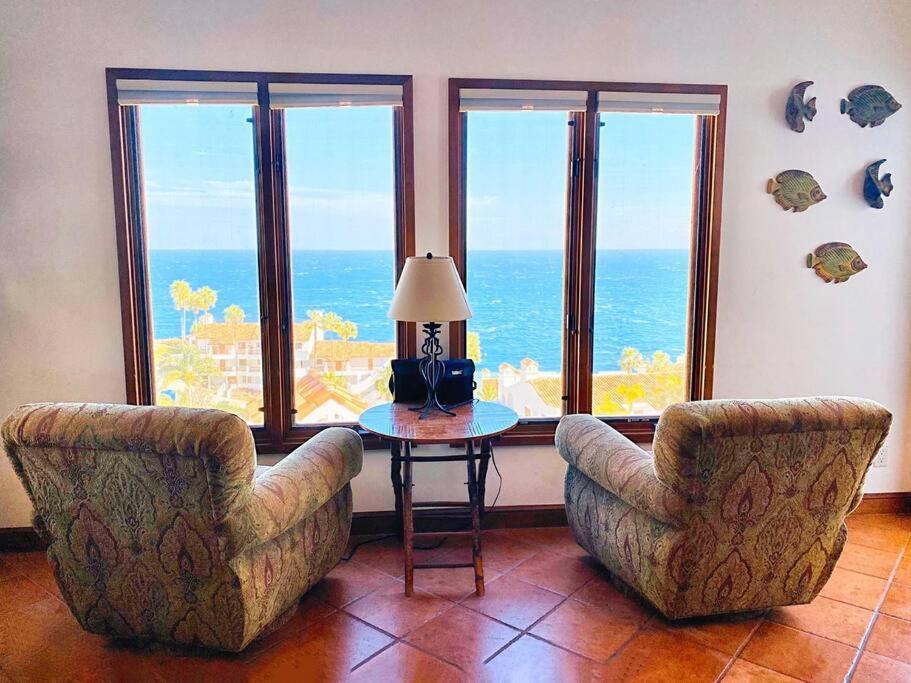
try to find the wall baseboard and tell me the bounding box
[853,492,911,515]
[2,494,906,552]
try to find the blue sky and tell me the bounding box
[139,104,696,251]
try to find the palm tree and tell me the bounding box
[323,312,343,338]
[169,280,193,339]
[307,310,325,342]
[155,339,222,408]
[223,304,246,386]
[190,286,218,330]
[467,332,482,364]
[338,320,358,342]
[619,347,644,375]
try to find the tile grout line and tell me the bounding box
[711,616,767,682]
[843,536,909,682]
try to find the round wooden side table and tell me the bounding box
[358,401,518,597]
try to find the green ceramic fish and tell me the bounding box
[767,170,827,212]
[807,242,867,283]
[841,85,902,128]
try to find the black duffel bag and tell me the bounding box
[389,358,476,406]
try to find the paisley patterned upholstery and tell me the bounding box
[558,397,891,619]
[2,403,362,651]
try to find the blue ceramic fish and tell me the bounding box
[841,85,902,128]
[863,159,893,209]
[785,81,816,133]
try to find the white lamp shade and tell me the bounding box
[388,255,473,322]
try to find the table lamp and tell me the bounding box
[388,253,473,418]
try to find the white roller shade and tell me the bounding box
[268,83,402,108]
[598,91,720,115]
[116,79,258,105]
[460,88,588,112]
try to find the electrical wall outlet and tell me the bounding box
[872,446,888,468]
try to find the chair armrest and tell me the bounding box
[556,415,686,526]
[246,427,363,546]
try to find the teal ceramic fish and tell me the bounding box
[767,170,827,212]
[864,159,893,209]
[807,243,867,283]
[785,81,816,133]
[841,85,902,128]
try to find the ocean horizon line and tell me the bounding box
[149,246,691,252]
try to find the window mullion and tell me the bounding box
[253,82,291,446]
[573,92,600,415]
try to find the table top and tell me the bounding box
[358,401,519,444]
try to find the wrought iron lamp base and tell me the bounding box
[410,321,456,419]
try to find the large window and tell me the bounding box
[450,80,726,442]
[108,70,415,450]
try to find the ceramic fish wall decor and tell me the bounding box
[785,81,817,132]
[841,85,902,127]
[863,159,893,209]
[807,243,868,283]
[767,170,827,212]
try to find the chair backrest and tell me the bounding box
[2,403,257,633]
[650,397,891,614]
[653,397,891,522]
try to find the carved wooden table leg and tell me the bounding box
[466,439,485,596]
[402,441,415,597]
[478,438,492,518]
[390,440,404,540]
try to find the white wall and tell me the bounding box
[2,0,911,527]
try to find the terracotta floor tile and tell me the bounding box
[835,541,899,578]
[740,621,856,681]
[880,580,911,621]
[598,626,728,681]
[896,553,911,585]
[482,635,601,682]
[413,565,500,602]
[0,595,169,682]
[508,550,600,596]
[846,516,911,552]
[344,581,454,637]
[311,558,400,608]
[0,575,60,615]
[852,651,911,683]
[476,531,538,572]
[656,612,762,655]
[767,595,873,646]
[460,574,564,630]
[865,614,911,665]
[248,610,392,679]
[347,536,407,578]
[406,604,518,671]
[507,526,589,559]
[722,658,802,681]
[818,567,887,609]
[530,598,641,662]
[349,641,467,682]
[570,576,652,626]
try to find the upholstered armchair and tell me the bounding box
[557,397,891,620]
[2,403,362,651]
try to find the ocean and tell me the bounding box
[148,249,689,373]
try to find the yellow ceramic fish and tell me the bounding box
[807,242,867,283]
[767,170,827,212]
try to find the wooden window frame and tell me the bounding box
[448,78,727,445]
[106,68,416,452]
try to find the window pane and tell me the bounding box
[465,111,569,419]
[592,113,697,416]
[140,104,264,424]
[283,106,397,424]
